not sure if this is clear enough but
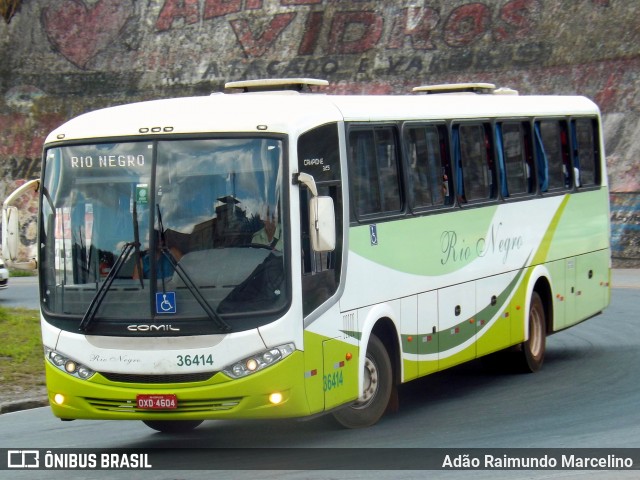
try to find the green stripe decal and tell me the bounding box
[350,207,499,275]
[531,194,570,266]
[341,195,574,359]
[401,262,527,355]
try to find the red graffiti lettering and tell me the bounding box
[388,6,439,50]
[42,0,132,69]
[230,13,296,57]
[280,0,322,4]
[203,0,242,20]
[0,113,63,159]
[245,0,263,9]
[494,0,541,41]
[298,11,324,55]
[156,0,199,32]
[151,0,544,58]
[444,3,490,47]
[328,11,383,55]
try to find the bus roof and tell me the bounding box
[45,83,600,144]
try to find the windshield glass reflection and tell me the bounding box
[40,138,287,333]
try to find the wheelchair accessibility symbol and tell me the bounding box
[156,292,177,314]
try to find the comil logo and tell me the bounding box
[8,450,39,468]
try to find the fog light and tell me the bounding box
[54,394,65,405]
[269,392,283,405]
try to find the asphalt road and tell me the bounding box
[0,275,39,310]
[1,276,639,480]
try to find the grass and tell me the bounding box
[0,306,45,394]
[9,269,38,277]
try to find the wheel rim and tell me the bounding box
[352,356,379,409]
[529,305,544,359]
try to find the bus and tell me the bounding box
[2,78,611,432]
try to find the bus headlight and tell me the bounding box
[45,348,95,380]
[223,343,295,379]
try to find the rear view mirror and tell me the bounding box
[309,196,336,252]
[2,179,40,270]
[2,205,19,262]
[296,172,336,253]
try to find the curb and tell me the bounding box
[0,396,49,414]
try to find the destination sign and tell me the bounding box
[70,154,147,169]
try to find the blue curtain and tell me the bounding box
[452,127,463,199]
[533,123,548,192]
[495,124,509,198]
[570,121,580,187]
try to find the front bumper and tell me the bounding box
[45,351,311,421]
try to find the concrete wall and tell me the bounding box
[1,0,638,264]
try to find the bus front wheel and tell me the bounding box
[333,334,393,428]
[142,420,203,433]
[520,291,546,373]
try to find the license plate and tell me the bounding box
[136,394,178,410]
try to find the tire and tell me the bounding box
[520,291,546,373]
[142,420,203,433]
[333,334,393,428]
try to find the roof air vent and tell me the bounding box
[224,78,328,93]
[412,82,497,94]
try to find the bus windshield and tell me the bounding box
[40,137,287,334]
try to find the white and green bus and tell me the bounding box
[2,79,610,432]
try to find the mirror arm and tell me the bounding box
[293,172,318,197]
[2,179,40,210]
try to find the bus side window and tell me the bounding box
[348,126,402,218]
[405,124,452,210]
[535,120,572,191]
[571,118,600,187]
[499,122,534,197]
[455,123,496,202]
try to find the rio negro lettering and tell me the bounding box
[70,154,146,169]
[476,222,524,264]
[441,222,524,266]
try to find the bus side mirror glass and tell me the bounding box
[2,206,19,262]
[309,196,335,252]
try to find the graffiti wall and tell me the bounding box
[0,0,638,263]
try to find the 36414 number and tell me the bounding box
[323,370,344,391]
[176,354,214,367]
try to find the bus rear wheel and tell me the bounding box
[333,334,392,428]
[520,291,546,373]
[142,420,203,433]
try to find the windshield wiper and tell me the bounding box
[79,241,138,332]
[80,195,143,332]
[156,205,230,333]
[132,200,144,288]
[159,247,231,333]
